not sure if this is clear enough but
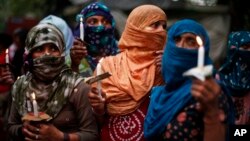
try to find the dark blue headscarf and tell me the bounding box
[219,31,250,92]
[74,2,118,70]
[144,19,212,140]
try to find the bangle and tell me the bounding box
[64,133,70,141]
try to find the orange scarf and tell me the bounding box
[93,5,167,115]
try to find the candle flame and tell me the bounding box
[5,49,8,54]
[80,17,83,22]
[99,57,103,63]
[31,92,36,100]
[196,36,203,47]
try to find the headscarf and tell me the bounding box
[12,23,83,118]
[219,31,250,93]
[95,5,167,115]
[144,19,212,139]
[39,15,74,56]
[74,2,118,70]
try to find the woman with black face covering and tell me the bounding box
[7,23,98,141]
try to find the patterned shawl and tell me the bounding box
[11,23,84,118]
[144,19,212,139]
[93,5,167,115]
[74,2,118,70]
[219,31,250,92]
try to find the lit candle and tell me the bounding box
[5,49,9,64]
[80,17,84,41]
[196,36,204,68]
[31,92,39,117]
[96,58,104,97]
[26,93,32,112]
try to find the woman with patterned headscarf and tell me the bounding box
[88,4,167,141]
[70,2,118,76]
[7,23,98,141]
[219,31,250,124]
[144,19,234,141]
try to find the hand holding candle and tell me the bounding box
[196,36,204,69]
[31,92,39,117]
[96,58,104,97]
[183,35,213,81]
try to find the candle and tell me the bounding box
[96,58,104,97]
[80,17,84,41]
[26,93,32,112]
[31,92,39,117]
[5,49,9,64]
[196,36,204,68]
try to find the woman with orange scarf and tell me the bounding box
[89,4,167,141]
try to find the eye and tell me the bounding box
[186,37,198,47]
[150,21,166,30]
[102,19,111,26]
[240,44,250,50]
[174,36,181,43]
[151,21,160,29]
[50,45,59,52]
[162,24,167,30]
[86,18,98,26]
[33,46,44,53]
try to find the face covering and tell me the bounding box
[220,49,250,90]
[84,25,116,57]
[31,55,65,82]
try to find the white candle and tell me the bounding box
[196,36,204,68]
[31,92,39,117]
[26,93,32,112]
[5,49,9,64]
[96,58,104,97]
[80,17,84,41]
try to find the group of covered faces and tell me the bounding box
[8,2,250,141]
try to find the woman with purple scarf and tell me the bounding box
[70,2,118,76]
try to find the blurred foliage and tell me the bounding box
[0,0,57,20]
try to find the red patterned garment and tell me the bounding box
[101,98,149,141]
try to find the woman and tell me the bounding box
[144,19,234,141]
[89,4,167,141]
[70,2,118,76]
[219,31,250,124]
[7,23,98,141]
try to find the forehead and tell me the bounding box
[178,32,197,38]
[86,15,107,20]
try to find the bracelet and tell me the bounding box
[64,133,70,141]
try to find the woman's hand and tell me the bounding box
[155,50,163,67]
[88,87,106,116]
[0,65,14,85]
[70,38,88,72]
[22,121,63,141]
[191,77,222,119]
